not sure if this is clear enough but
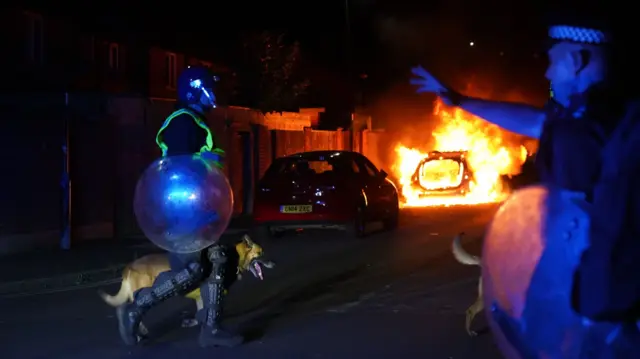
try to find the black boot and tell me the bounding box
[198,246,243,348]
[116,262,202,346]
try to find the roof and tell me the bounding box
[284,150,360,159]
[421,150,468,161]
[20,7,230,68]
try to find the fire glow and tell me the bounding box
[393,99,528,207]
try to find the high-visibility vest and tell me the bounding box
[156,108,225,167]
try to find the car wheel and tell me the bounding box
[383,199,399,230]
[346,205,367,238]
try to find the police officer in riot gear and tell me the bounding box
[116,66,272,348]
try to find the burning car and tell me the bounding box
[407,150,474,198]
[392,99,529,207]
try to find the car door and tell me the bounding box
[360,157,398,210]
[342,155,366,199]
[354,156,386,217]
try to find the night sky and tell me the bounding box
[31,1,560,122]
[45,1,549,68]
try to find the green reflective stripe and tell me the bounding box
[156,108,224,158]
[156,109,192,156]
[194,153,223,171]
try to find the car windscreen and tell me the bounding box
[263,156,353,180]
[418,158,464,189]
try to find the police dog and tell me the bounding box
[451,233,482,336]
[99,235,272,330]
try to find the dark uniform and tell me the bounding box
[536,91,640,329]
[540,16,640,327]
[159,108,228,271]
[488,13,640,358]
[161,108,243,346]
[562,12,640,328]
[116,66,252,348]
[535,97,609,198]
[572,102,640,321]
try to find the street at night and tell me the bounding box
[1,205,501,359]
[5,2,638,359]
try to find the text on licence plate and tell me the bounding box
[280,205,312,213]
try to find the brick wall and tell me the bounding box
[0,93,378,254]
[148,47,186,99]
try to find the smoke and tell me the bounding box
[367,12,544,176]
[369,11,546,132]
[374,13,470,73]
[367,12,468,170]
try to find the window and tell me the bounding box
[418,159,463,190]
[26,13,43,64]
[265,159,332,178]
[108,43,119,70]
[350,160,360,173]
[307,160,333,174]
[358,158,379,177]
[165,53,177,88]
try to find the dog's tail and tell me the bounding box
[99,273,132,307]
[452,232,481,266]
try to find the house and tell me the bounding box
[0,8,339,256]
[0,8,231,97]
[0,8,239,254]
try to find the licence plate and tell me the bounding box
[280,205,312,214]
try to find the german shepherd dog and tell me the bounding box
[451,233,482,336]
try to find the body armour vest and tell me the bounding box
[156,108,225,168]
[535,100,609,198]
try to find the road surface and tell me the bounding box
[0,204,502,359]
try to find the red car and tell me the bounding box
[253,151,400,237]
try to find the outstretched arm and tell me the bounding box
[455,96,545,139]
[410,66,545,139]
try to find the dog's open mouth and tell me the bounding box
[250,260,263,280]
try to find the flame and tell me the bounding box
[392,99,528,207]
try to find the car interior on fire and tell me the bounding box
[410,151,472,196]
[418,158,464,190]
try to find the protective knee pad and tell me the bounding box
[135,261,203,308]
[207,245,228,265]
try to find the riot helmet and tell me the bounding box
[176,66,219,110]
